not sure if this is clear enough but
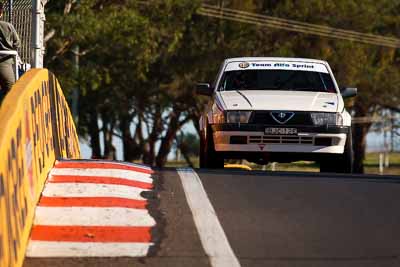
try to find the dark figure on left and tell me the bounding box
[0,2,20,103]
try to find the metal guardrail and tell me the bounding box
[0,50,20,80]
[3,0,33,64]
[0,50,31,83]
[2,0,46,67]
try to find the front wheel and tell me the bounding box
[199,125,224,169]
[320,130,353,173]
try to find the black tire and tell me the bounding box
[199,125,224,169]
[320,130,353,173]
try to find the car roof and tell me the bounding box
[224,57,328,65]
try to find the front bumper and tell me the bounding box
[211,124,349,154]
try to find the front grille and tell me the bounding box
[249,135,314,145]
[230,136,248,144]
[250,111,313,126]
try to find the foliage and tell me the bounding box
[45,0,400,171]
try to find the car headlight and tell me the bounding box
[226,111,252,123]
[311,112,343,126]
[212,104,225,124]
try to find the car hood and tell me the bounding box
[217,90,339,112]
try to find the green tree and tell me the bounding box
[45,0,201,165]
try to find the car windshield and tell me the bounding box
[219,69,336,93]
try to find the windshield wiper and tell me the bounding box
[235,90,253,107]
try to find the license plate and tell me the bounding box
[265,127,297,135]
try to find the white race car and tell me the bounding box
[197,57,357,173]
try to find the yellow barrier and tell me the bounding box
[0,69,80,267]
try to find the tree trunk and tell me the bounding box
[191,114,201,136]
[120,116,134,162]
[353,102,372,174]
[120,114,143,162]
[353,123,370,173]
[101,112,115,159]
[89,108,101,158]
[143,106,163,166]
[104,126,115,160]
[156,110,181,168]
[178,141,194,168]
[143,135,156,166]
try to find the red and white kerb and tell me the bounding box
[26,160,155,258]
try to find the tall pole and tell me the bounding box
[32,0,46,68]
[8,0,12,23]
[390,110,395,152]
[71,0,81,125]
[72,45,79,125]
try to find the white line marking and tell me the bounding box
[177,168,241,267]
[42,183,147,200]
[34,207,156,227]
[50,168,153,184]
[57,159,153,171]
[26,241,153,257]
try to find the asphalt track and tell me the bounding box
[24,169,400,267]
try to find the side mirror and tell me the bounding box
[341,87,357,98]
[196,83,214,96]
